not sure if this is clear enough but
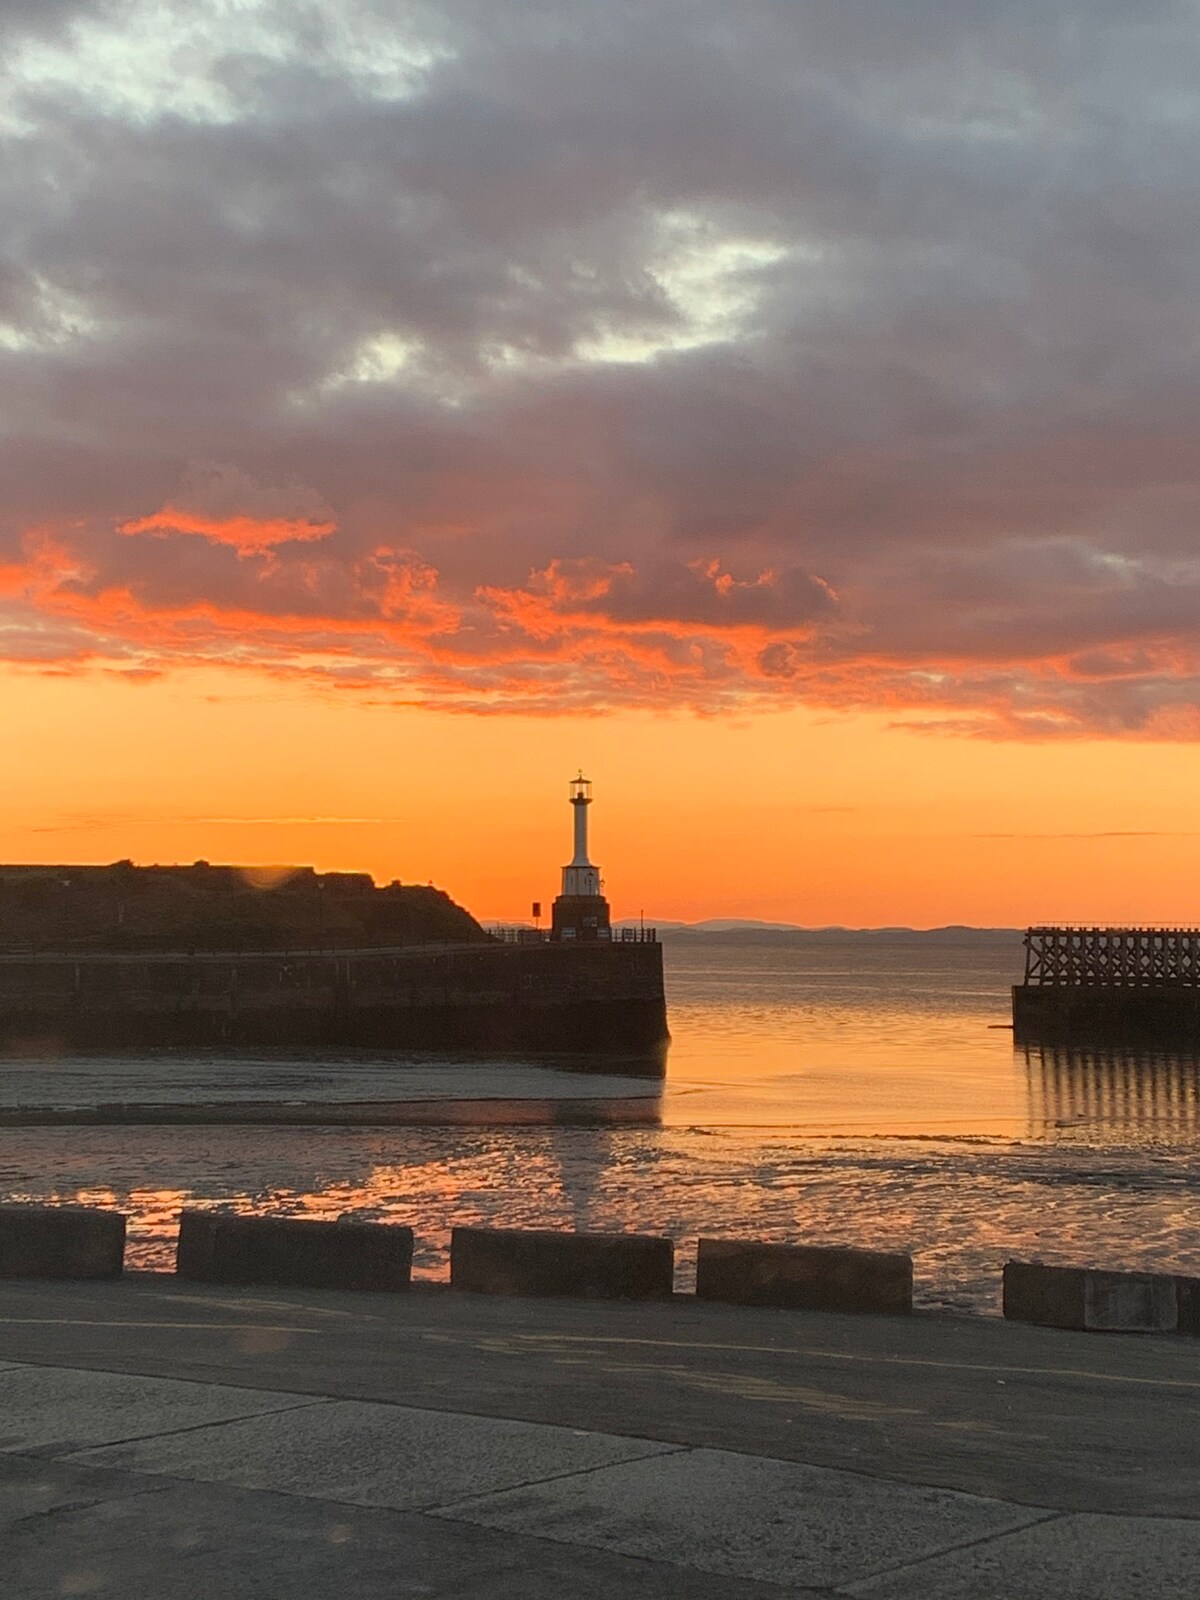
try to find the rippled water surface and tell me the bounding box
[6,937,1200,1312]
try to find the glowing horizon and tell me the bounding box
[7,664,1200,929]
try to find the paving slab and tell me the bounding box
[436,1444,1048,1589]
[0,1364,320,1454]
[8,1274,1200,1515]
[1,1457,821,1600]
[843,1510,1200,1599]
[74,1397,680,1510]
[0,1452,163,1531]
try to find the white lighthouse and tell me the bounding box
[551,773,612,941]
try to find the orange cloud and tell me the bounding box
[121,506,336,554]
[7,512,1200,737]
[118,463,339,556]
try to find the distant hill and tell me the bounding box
[0,862,485,952]
[614,919,1022,945]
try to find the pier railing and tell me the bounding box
[1023,926,1200,987]
[492,927,658,945]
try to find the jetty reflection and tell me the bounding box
[1023,1042,1200,1140]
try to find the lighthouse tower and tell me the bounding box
[551,773,612,942]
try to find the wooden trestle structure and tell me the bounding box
[1016,927,1200,1042]
[1023,927,1200,988]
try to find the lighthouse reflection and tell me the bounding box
[1023,1042,1200,1141]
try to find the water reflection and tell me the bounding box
[18,1115,1200,1315]
[1024,1043,1200,1141]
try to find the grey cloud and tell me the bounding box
[578,561,837,628]
[4,0,1200,730]
[0,601,135,663]
[0,0,109,39]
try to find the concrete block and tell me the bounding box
[176,1210,412,1292]
[0,1204,125,1279]
[450,1227,674,1300]
[1002,1261,1177,1332]
[694,1239,913,1315]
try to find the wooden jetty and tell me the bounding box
[1014,926,1200,1043]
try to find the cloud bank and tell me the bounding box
[4,0,1200,734]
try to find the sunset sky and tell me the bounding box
[5,1,1200,925]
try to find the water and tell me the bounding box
[5,937,1200,1313]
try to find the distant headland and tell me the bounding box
[0,861,484,953]
[621,921,1021,946]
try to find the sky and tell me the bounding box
[5,0,1200,925]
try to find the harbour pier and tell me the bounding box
[1014,925,1200,1043]
[0,938,668,1057]
[0,774,668,1059]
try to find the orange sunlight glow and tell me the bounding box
[6,663,1200,927]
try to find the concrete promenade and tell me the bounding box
[4,1275,1200,1597]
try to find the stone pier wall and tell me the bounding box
[1013,982,1200,1044]
[0,940,668,1059]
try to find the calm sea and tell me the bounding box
[5,936,1200,1313]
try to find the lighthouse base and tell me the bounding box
[551,893,612,942]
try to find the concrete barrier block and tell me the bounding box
[176,1210,412,1291]
[0,1204,125,1279]
[695,1239,913,1315]
[450,1227,674,1300]
[1003,1260,1177,1332]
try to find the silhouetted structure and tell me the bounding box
[1015,926,1200,1043]
[0,862,483,953]
[1023,926,1200,987]
[0,941,668,1059]
[0,782,671,1056]
[0,856,668,1058]
[551,775,612,943]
